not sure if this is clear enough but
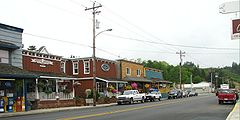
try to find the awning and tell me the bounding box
[31,71,77,80]
[0,63,38,79]
[155,80,173,84]
[77,77,128,83]
[0,41,19,50]
[0,78,15,81]
[124,77,152,83]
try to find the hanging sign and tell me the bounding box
[232,19,240,40]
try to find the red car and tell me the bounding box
[217,89,237,104]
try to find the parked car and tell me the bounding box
[218,89,237,104]
[146,91,162,102]
[182,90,188,98]
[168,89,182,99]
[188,91,198,97]
[117,90,146,105]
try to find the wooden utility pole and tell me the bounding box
[176,50,185,90]
[85,1,102,107]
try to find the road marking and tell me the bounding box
[58,95,211,120]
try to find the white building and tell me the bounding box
[183,82,213,93]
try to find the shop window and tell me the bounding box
[0,50,9,63]
[84,61,90,74]
[126,67,131,76]
[73,62,79,75]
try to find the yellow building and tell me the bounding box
[116,59,152,92]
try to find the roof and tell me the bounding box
[69,57,116,63]
[0,41,19,50]
[0,63,37,79]
[117,59,143,65]
[124,77,152,83]
[30,71,76,79]
[0,23,23,33]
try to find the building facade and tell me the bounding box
[0,23,37,113]
[22,46,78,109]
[65,57,126,98]
[117,59,152,93]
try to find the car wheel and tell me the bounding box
[141,97,145,103]
[129,98,133,104]
[153,97,156,102]
[158,97,161,101]
[218,100,222,104]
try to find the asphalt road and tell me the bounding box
[1,94,234,120]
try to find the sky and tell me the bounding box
[0,0,239,68]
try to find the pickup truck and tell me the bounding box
[217,89,237,104]
[145,91,162,102]
[117,90,146,105]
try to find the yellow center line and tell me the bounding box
[58,95,211,120]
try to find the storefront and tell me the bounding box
[0,63,37,113]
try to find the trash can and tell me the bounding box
[16,97,22,112]
[0,98,5,113]
[7,97,14,112]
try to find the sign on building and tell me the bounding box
[219,1,240,14]
[232,19,240,40]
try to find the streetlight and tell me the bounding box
[92,29,112,106]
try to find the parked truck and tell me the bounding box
[117,90,146,105]
[217,89,237,104]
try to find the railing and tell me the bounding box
[27,92,73,100]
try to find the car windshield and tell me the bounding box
[123,91,133,95]
[219,89,233,94]
[150,91,157,94]
[170,90,177,93]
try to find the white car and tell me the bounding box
[117,90,146,105]
[146,91,162,102]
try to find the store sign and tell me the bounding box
[31,58,53,65]
[101,63,110,72]
[232,19,240,40]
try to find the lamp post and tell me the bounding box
[92,29,112,106]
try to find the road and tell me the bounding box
[1,94,234,120]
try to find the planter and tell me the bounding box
[85,98,93,106]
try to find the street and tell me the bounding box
[1,94,234,120]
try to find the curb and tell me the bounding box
[0,103,117,118]
[226,100,240,120]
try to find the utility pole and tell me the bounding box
[85,1,102,107]
[176,50,185,90]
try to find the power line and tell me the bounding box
[24,32,91,48]
[104,33,239,51]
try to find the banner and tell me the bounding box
[232,19,240,40]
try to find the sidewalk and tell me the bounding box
[0,103,117,118]
[226,100,240,120]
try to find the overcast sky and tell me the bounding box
[0,0,239,68]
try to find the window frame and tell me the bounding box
[137,69,141,77]
[126,67,131,76]
[60,62,66,73]
[84,61,90,74]
[72,62,79,75]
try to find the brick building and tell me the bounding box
[22,46,78,109]
[65,57,127,98]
